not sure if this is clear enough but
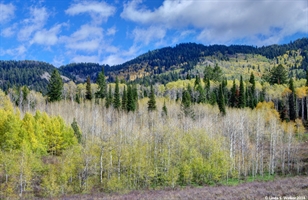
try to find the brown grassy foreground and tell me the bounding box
[57,176,308,200]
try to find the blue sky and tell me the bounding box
[0,0,307,67]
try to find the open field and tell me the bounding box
[58,176,308,200]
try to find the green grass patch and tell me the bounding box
[219,174,276,186]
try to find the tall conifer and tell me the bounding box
[85,76,92,100]
[148,85,157,112]
[289,78,296,120]
[95,67,107,99]
[113,77,121,110]
[47,69,63,102]
[239,76,246,108]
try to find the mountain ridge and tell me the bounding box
[0,38,307,93]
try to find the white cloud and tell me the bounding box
[65,1,116,24]
[0,3,15,23]
[1,26,16,37]
[102,54,125,66]
[0,45,26,57]
[106,26,117,36]
[18,7,49,41]
[132,26,166,45]
[71,55,100,63]
[61,24,104,51]
[122,0,308,45]
[31,24,63,46]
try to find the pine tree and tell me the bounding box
[95,67,107,99]
[217,84,226,116]
[230,79,238,107]
[269,64,288,85]
[238,76,246,108]
[122,86,127,111]
[113,77,121,110]
[249,72,257,108]
[194,74,201,88]
[289,78,296,120]
[187,84,194,103]
[205,78,211,101]
[127,85,136,112]
[71,118,82,143]
[105,85,112,108]
[182,90,191,109]
[47,69,63,102]
[196,84,206,103]
[85,76,92,100]
[162,100,168,116]
[132,84,139,110]
[148,85,157,112]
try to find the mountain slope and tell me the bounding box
[0,38,307,92]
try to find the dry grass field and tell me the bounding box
[58,176,308,200]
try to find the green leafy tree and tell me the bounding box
[148,85,157,112]
[113,77,121,110]
[47,69,63,102]
[85,76,92,101]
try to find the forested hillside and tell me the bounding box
[0,60,56,93]
[0,38,307,92]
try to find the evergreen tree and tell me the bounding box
[113,77,121,110]
[71,118,82,143]
[217,84,226,116]
[47,69,63,102]
[269,64,288,85]
[162,100,168,116]
[249,72,257,108]
[212,64,223,82]
[105,85,112,108]
[196,84,206,103]
[95,67,107,99]
[182,90,191,109]
[148,85,157,112]
[205,78,211,101]
[127,85,136,112]
[203,65,213,82]
[194,74,201,88]
[85,76,92,100]
[75,93,80,104]
[230,79,238,107]
[187,84,194,103]
[289,78,296,120]
[122,86,127,111]
[238,76,246,108]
